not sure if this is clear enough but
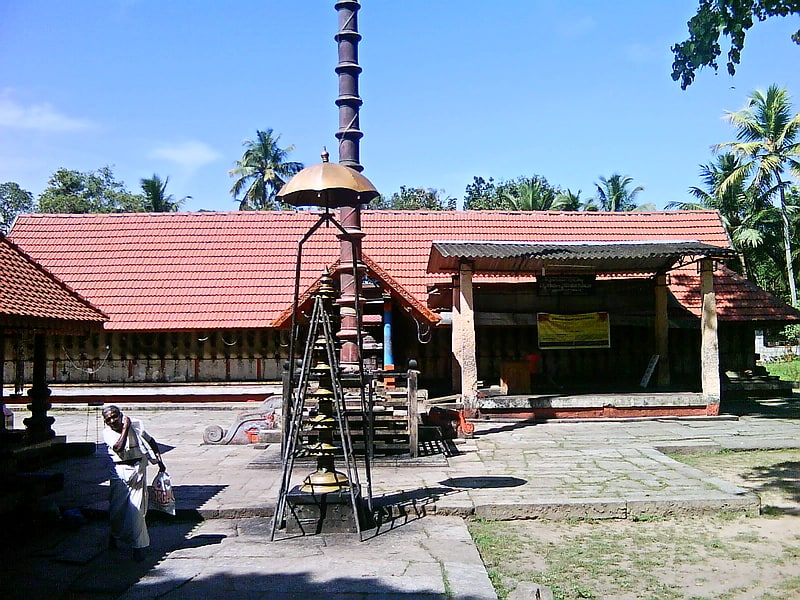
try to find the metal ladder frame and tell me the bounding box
[271,209,373,540]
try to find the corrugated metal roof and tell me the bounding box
[427,240,738,275]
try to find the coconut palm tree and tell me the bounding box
[140,174,187,212]
[716,85,800,305]
[229,129,303,211]
[501,176,559,210]
[553,189,589,211]
[667,153,776,280]
[594,174,644,211]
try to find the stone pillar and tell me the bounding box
[456,263,478,417]
[700,259,721,410]
[451,275,462,391]
[23,332,55,442]
[654,274,670,387]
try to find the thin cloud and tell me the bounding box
[0,95,94,132]
[149,141,221,169]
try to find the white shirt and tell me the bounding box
[103,418,157,464]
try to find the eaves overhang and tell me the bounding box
[427,240,737,276]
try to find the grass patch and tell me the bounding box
[469,449,800,599]
[469,518,738,599]
[763,359,800,382]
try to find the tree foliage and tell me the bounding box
[140,174,187,212]
[672,0,800,89]
[0,182,35,233]
[372,186,456,210]
[716,85,800,304]
[502,176,561,210]
[594,174,644,211]
[229,129,303,211]
[463,176,503,210]
[667,153,774,280]
[38,167,144,214]
[463,175,565,210]
[555,189,595,211]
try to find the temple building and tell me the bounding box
[5,209,799,417]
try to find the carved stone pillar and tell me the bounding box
[23,333,55,442]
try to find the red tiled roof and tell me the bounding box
[0,234,107,330]
[8,209,795,330]
[670,265,800,322]
[9,212,330,330]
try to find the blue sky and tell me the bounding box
[1,1,798,212]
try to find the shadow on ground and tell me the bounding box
[0,446,229,600]
[744,458,800,512]
[120,569,464,599]
[0,511,209,600]
[722,396,800,419]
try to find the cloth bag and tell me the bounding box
[149,471,176,516]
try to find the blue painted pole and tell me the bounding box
[383,298,394,368]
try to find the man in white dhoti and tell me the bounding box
[102,405,165,561]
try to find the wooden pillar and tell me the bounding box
[654,274,670,386]
[407,361,419,458]
[455,262,478,417]
[700,259,721,410]
[23,332,55,441]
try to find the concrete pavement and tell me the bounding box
[3,397,800,599]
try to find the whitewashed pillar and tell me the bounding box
[456,262,478,416]
[700,259,721,408]
[451,274,461,391]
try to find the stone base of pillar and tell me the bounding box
[286,486,373,534]
[705,397,721,416]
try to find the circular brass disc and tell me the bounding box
[300,468,350,493]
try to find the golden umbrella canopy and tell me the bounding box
[276,148,379,209]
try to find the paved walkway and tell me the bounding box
[3,398,800,599]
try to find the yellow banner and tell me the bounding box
[537,312,610,349]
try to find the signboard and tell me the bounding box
[538,275,595,296]
[537,312,610,349]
